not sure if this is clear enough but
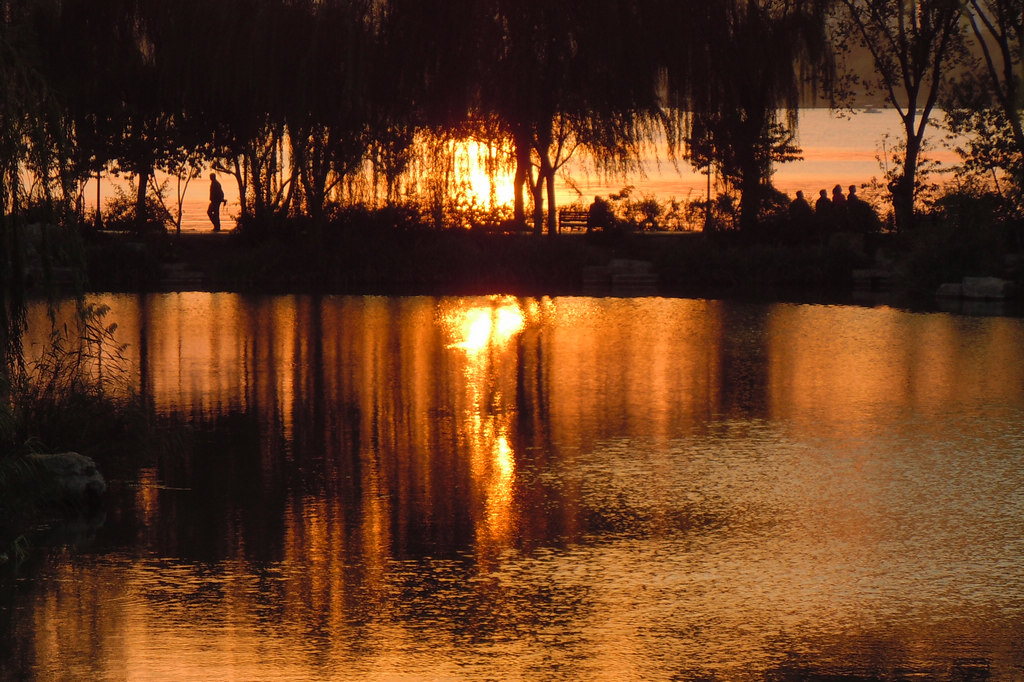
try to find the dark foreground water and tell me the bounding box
[4,294,1024,681]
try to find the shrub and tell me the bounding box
[900,188,1019,292]
[5,303,144,460]
[102,183,173,232]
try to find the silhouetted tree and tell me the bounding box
[2,0,62,383]
[944,0,1024,206]
[283,0,376,225]
[660,0,833,232]
[963,0,1024,151]
[374,0,483,211]
[53,0,177,229]
[480,0,662,234]
[833,0,966,231]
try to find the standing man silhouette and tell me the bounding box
[208,172,226,232]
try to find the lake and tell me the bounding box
[4,293,1024,680]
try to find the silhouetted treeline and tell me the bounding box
[3,0,1021,239]
[1,0,841,236]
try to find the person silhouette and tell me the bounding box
[815,189,832,214]
[814,189,835,234]
[587,196,613,233]
[787,190,814,242]
[789,190,812,219]
[846,183,881,234]
[831,184,846,208]
[207,172,226,232]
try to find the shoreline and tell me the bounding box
[68,228,1023,316]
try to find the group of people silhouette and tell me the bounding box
[788,183,880,237]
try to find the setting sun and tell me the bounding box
[453,140,516,208]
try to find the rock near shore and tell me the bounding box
[26,452,106,507]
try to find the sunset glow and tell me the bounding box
[441,296,525,353]
[453,140,516,208]
[13,295,1024,681]
[8,0,1024,675]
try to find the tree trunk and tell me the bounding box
[231,156,248,220]
[513,162,527,225]
[531,174,544,236]
[248,147,265,221]
[512,131,532,227]
[95,170,102,230]
[737,111,765,233]
[738,170,761,233]
[134,167,151,229]
[541,155,557,235]
[892,128,922,232]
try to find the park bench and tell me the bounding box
[558,208,589,232]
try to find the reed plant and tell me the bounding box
[9,303,146,458]
[1,303,153,569]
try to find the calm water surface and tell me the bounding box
[4,294,1024,681]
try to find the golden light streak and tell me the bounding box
[455,140,515,207]
[441,296,526,354]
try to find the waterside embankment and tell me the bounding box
[22,223,1024,307]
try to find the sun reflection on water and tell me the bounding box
[441,295,526,353]
[11,295,1024,681]
[438,296,528,555]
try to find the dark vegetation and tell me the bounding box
[1,305,163,568]
[81,219,879,297]
[0,0,1020,268]
[1,0,1023,564]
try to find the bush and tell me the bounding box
[4,303,145,460]
[102,183,173,233]
[900,189,1019,292]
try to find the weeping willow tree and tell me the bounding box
[658,0,834,233]
[1,1,59,393]
[377,0,665,234]
[479,0,664,235]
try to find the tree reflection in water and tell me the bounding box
[4,294,1024,680]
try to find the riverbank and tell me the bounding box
[76,225,1023,311]
[81,228,868,297]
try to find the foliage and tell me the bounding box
[942,0,1024,214]
[4,303,143,459]
[568,188,715,232]
[959,0,1024,162]
[900,186,1021,291]
[944,83,1024,206]
[668,0,833,232]
[0,0,1021,309]
[102,183,173,233]
[873,132,944,206]
[0,301,165,570]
